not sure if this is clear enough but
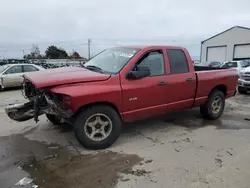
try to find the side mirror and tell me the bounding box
[127,65,151,79]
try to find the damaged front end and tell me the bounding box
[5,78,73,123]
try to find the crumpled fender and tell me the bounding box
[49,79,122,113]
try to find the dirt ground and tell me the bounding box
[0,89,250,188]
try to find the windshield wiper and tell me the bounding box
[84,65,104,73]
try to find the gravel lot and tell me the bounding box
[0,89,250,188]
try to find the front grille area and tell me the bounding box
[241,76,250,81]
[23,79,37,99]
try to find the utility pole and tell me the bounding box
[88,39,91,59]
[22,49,25,58]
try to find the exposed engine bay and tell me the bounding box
[5,78,73,123]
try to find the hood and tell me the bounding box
[24,67,111,88]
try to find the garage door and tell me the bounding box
[206,46,227,62]
[234,44,250,60]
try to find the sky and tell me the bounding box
[0,0,250,59]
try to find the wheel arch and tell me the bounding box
[73,101,122,121]
[209,84,227,96]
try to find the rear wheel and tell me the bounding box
[200,90,225,120]
[46,114,62,125]
[238,87,247,94]
[74,105,122,149]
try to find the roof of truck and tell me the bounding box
[116,45,185,50]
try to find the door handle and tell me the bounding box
[186,78,193,82]
[158,81,168,86]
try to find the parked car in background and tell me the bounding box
[208,61,222,68]
[0,64,44,90]
[238,66,250,94]
[242,60,250,67]
[0,60,8,66]
[33,61,82,69]
[66,61,82,67]
[5,46,238,149]
[220,61,249,74]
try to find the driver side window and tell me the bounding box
[135,50,165,76]
[5,65,23,74]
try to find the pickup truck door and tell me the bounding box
[163,49,196,110]
[121,49,169,122]
[2,65,24,87]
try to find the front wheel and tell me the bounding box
[74,105,122,149]
[200,90,225,120]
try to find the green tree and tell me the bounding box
[45,45,69,59]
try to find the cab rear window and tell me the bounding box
[166,49,189,74]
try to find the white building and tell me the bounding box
[201,26,250,62]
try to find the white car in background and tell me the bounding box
[0,64,44,90]
[238,66,250,94]
[221,61,249,74]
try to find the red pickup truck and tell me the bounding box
[5,46,238,149]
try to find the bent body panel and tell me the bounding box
[49,76,123,113]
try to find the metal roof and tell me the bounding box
[202,26,250,43]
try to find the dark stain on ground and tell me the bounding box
[22,151,142,188]
[0,128,142,188]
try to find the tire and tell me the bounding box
[74,105,122,150]
[46,114,62,125]
[238,87,247,94]
[200,90,225,120]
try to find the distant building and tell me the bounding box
[201,26,250,62]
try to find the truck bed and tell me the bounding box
[194,66,227,71]
[193,67,238,107]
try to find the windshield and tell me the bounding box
[222,62,237,68]
[0,65,10,73]
[84,47,139,74]
[240,61,249,68]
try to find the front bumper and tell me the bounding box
[238,79,250,90]
[5,96,73,122]
[5,101,40,122]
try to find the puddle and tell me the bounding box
[0,130,142,188]
[22,151,142,188]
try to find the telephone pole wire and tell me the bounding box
[88,39,91,59]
